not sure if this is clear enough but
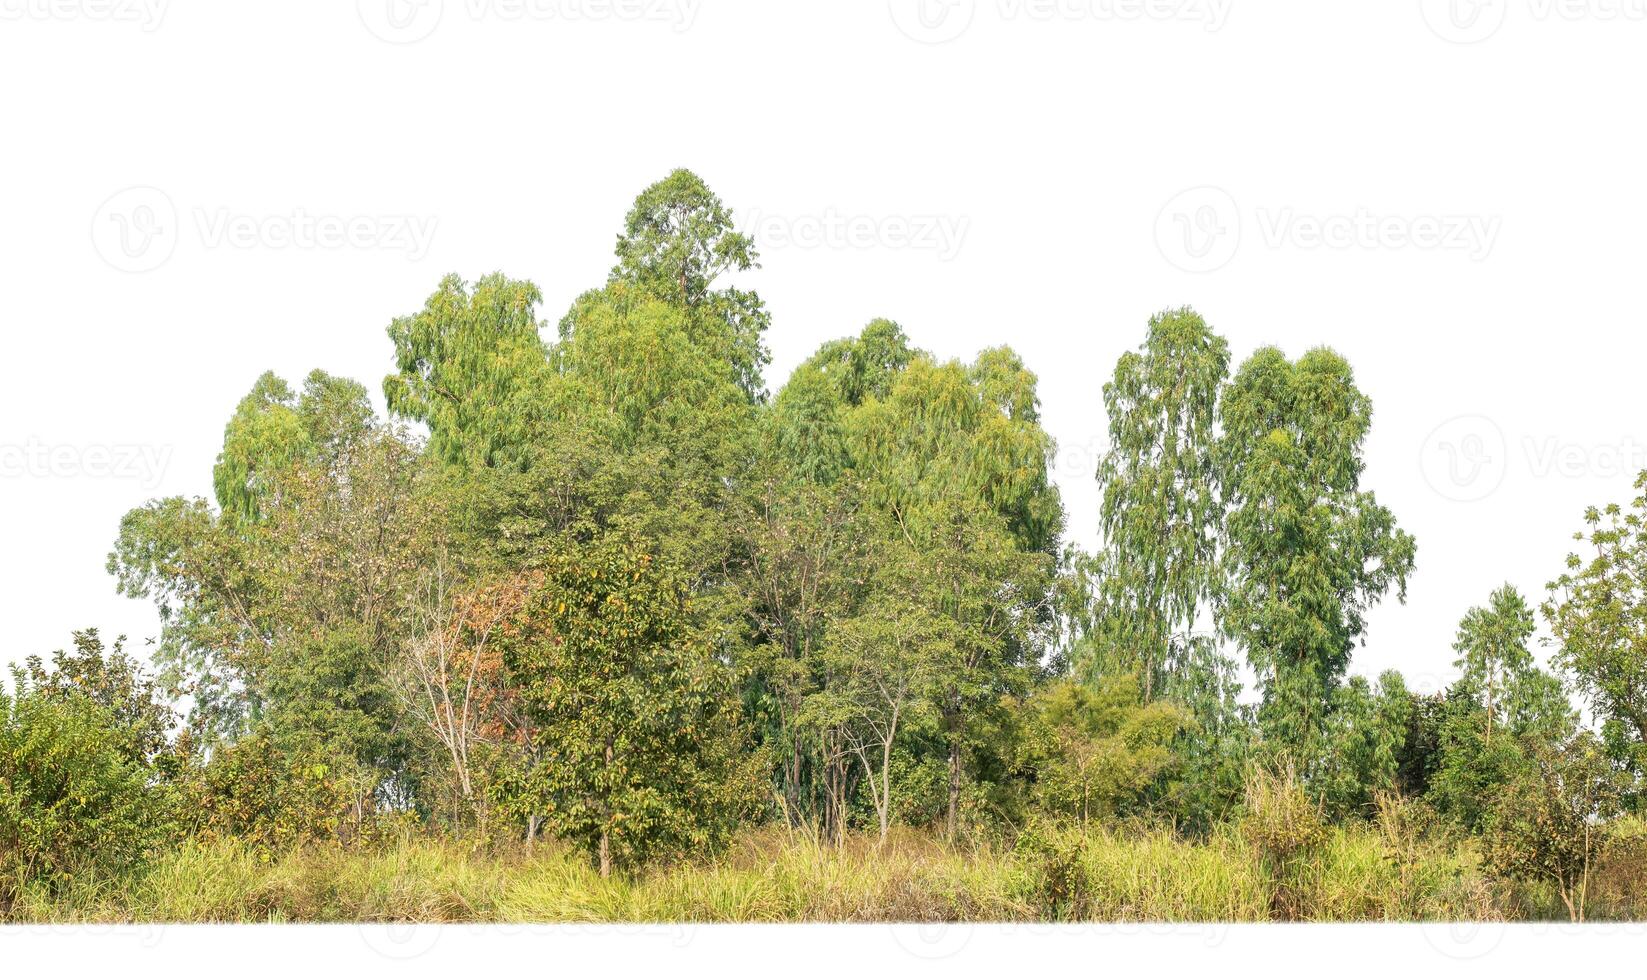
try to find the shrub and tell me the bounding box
[0,670,178,908]
[1480,732,1624,921]
[183,730,368,857]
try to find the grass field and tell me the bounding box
[15,819,1630,924]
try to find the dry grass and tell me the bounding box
[5,815,1523,924]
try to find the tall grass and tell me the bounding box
[8,817,1518,923]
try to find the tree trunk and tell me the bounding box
[946,738,962,841]
[600,739,615,877]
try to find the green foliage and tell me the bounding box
[38,168,1647,924]
[1545,471,1647,786]
[112,375,442,788]
[606,168,770,400]
[1315,671,1414,820]
[1480,731,1626,920]
[384,273,550,470]
[1426,586,1577,832]
[183,730,366,857]
[1011,676,1185,826]
[1085,308,1230,701]
[1217,346,1417,756]
[1,639,179,905]
[491,538,761,874]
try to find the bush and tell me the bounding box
[1480,733,1623,921]
[183,730,370,857]
[1589,815,1647,919]
[0,670,178,907]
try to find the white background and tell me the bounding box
[4,0,1647,966]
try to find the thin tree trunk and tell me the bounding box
[600,740,615,877]
[946,739,962,841]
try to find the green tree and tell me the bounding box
[805,581,943,843]
[1013,676,1185,827]
[1455,585,1540,745]
[384,273,550,470]
[1481,731,1625,921]
[1427,591,1574,833]
[1217,346,1417,761]
[492,538,760,876]
[1316,671,1413,819]
[1545,472,1647,782]
[605,167,769,400]
[1087,307,1231,702]
[112,373,443,794]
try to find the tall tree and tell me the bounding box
[1087,307,1231,702]
[1454,584,1566,745]
[606,168,769,400]
[1217,347,1416,759]
[845,350,1063,837]
[112,372,441,791]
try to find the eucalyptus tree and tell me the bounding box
[605,167,770,401]
[1429,588,1574,832]
[741,320,915,834]
[1454,584,1572,744]
[1087,307,1231,702]
[1216,347,1416,760]
[383,273,550,471]
[846,349,1064,837]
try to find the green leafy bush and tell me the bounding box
[0,665,178,906]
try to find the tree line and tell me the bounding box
[4,171,1644,915]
